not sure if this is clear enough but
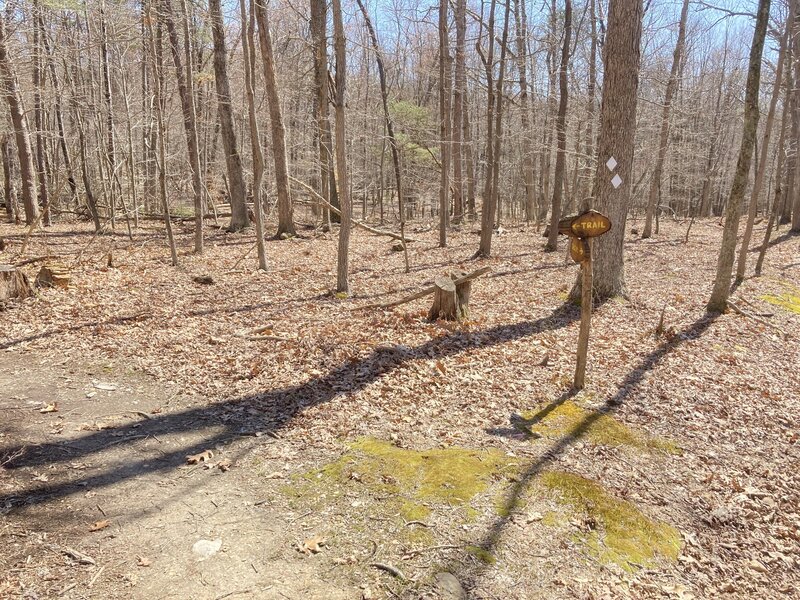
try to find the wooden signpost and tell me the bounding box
[558,209,612,390]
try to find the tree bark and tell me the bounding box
[477,0,497,257]
[209,0,249,232]
[708,0,770,312]
[642,0,689,238]
[736,6,791,280]
[452,0,467,224]
[0,12,39,224]
[438,0,451,247]
[513,0,535,223]
[332,0,351,293]
[162,0,204,253]
[32,0,51,226]
[571,0,643,301]
[546,0,573,252]
[254,0,296,238]
[242,0,267,270]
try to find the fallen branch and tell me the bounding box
[44,542,96,565]
[13,255,55,268]
[289,176,417,243]
[401,543,462,558]
[369,562,406,580]
[728,301,788,339]
[360,266,492,310]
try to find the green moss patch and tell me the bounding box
[466,545,496,564]
[541,471,681,571]
[283,438,519,548]
[522,400,679,453]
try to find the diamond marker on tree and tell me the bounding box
[611,174,623,189]
[606,156,617,172]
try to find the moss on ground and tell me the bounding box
[522,400,680,454]
[541,471,681,572]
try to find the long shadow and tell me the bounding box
[445,311,719,593]
[0,313,152,350]
[0,303,579,510]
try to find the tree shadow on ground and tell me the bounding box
[447,311,719,595]
[0,303,580,511]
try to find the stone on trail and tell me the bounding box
[192,538,222,561]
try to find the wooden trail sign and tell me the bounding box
[557,209,612,390]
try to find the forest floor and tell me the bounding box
[0,216,798,600]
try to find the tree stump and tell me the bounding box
[0,265,33,306]
[451,271,472,320]
[36,262,71,289]
[428,276,459,321]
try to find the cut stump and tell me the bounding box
[428,273,471,322]
[36,262,71,289]
[0,265,33,306]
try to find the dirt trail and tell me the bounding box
[0,352,357,599]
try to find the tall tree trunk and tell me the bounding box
[452,0,467,224]
[438,0,451,247]
[642,0,690,238]
[210,0,249,232]
[147,2,179,265]
[581,0,598,206]
[141,3,157,214]
[571,0,644,301]
[310,0,333,224]
[708,0,770,312]
[755,77,791,277]
[736,5,791,280]
[794,3,800,232]
[546,0,572,251]
[491,0,510,229]
[513,0,535,223]
[354,0,406,250]
[32,0,51,226]
[40,12,78,209]
[332,0,351,293]
[463,87,476,218]
[242,0,267,270]
[0,12,39,224]
[254,0,296,238]
[699,34,730,217]
[477,0,497,257]
[162,0,204,253]
[1,135,15,223]
[99,1,119,228]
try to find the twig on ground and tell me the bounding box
[728,301,788,339]
[401,543,461,559]
[369,562,406,580]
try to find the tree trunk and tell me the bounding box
[546,0,572,252]
[0,265,33,306]
[755,76,791,277]
[428,277,459,321]
[1,135,15,223]
[32,0,51,226]
[794,3,800,232]
[438,0,451,247]
[477,0,497,257]
[452,0,467,224]
[148,1,179,266]
[708,0,770,312]
[642,0,689,238]
[209,0,249,232]
[332,0,351,293]
[254,0,296,238]
[581,0,598,207]
[310,0,333,224]
[570,0,643,301]
[736,5,791,280]
[242,0,267,270]
[162,0,204,253]
[491,0,510,229]
[513,0,535,223]
[0,12,39,225]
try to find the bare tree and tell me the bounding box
[209,0,249,232]
[438,0,451,247]
[546,0,573,252]
[572,0,643,301]
[0,11,39,224]
[254,0,296,238]
[332,0,351,293]
[641,0,690,238]
[162,0,204,253]
[708,0,771,312]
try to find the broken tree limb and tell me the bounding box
[728,301,788,340]
[289,175,417,243]
[358,266,492,311]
